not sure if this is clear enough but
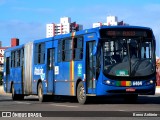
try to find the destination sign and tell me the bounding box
[100,29,152,38]
[106,31,147,37]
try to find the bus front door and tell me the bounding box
[47,48,55,93]
[86,41,96,94]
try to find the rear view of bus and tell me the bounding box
[97,26,156,101]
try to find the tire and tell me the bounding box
[12,84,17,100]
[12,84,24,100]
[77,81,87,104]
[18,95,24,100]
[38,82,46,102]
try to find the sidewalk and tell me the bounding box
[0,85,11,95]
[0,85,5,94]
[156,86,160,94]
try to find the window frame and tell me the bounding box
[35,43,45,64]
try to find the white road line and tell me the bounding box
[51,104,78,108]
[14,101,31,104]
[118,110,126,111]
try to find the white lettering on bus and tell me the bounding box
[34,67,44,75]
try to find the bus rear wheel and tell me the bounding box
[77,81,87,104]
[38,82,46,102]
[11,84,24,100]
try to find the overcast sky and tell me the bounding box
[0,0,160,56]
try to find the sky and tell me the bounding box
[0,0,160,56]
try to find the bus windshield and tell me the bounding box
[103,37,155,78]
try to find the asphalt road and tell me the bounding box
[0,94,160,120]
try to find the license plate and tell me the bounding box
[126,88,136,92]
[132,81,142,86]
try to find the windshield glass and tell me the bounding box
[103,37,155,77]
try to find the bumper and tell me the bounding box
[96,83,156,96]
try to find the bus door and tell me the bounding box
[86,41,96,94]
[47,48,55,93]
[5,57,10,92]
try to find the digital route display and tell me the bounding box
[106,31,147,37]
[100,29,152,38]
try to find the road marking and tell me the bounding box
[14,101,31,104]
[51,104,78,108]
[118,110,126,111]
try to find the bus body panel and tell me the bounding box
[3,45,24,94]
[96,72,156,96]
[10,67,23,94]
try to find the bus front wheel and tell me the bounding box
[77,81,87,104]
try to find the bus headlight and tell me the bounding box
[103,80,114,85]
[106,80,111,84]
[146,80,154,85]
[149,80,153,84]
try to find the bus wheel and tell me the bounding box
[38,82,45,102]
[12,84,24,100]
[77,81,87,104]
[18,95,24,100]
[12,84,17,100]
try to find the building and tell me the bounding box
[46,17,83,38]
[93,16,128,28]
[0,47,9,72]
[0,38,19,72]
[11,38,19,47]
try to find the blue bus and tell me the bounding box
[3,26,156,104]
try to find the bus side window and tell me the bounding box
[16,50,20,67]
[58,40,64,62]
[11,51,15,67]
[64,39,72,61]
[35,43,45,64]
[6,57,10,74]
[73,37,83,60]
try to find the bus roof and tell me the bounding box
[5,44,24,52]
[5,25,153,52]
